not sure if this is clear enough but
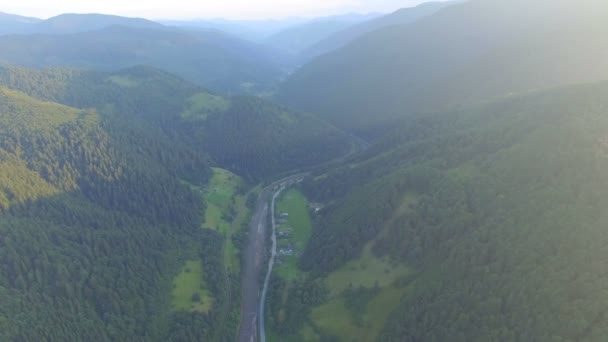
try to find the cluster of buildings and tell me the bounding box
[277,212,295,259]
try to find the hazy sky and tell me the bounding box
[1,0,441,20]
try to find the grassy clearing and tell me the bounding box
[203,168,248,274]
[325,192,417,295]
[299,324,319,341]
[107,75,139,88]
[171,260,213,313]
[312,297,362,340]
[298,193,418,340]
[275,189,312,282]
[310,285,411,341]
[181,93,230,121]
[325,243,412,296]
[181,168,249,274]
[267,189,314,339]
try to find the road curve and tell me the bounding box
[237,175,305,342]
[259,187,285,342]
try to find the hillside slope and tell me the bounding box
[277,0,608,138]
[0,86,225,341]
[303,1,454,60]
[33,13,164,34]
[0,12,161,35]
[0,12,41,34]
[269,81,608,341]
[0,65,351,181]
[0,26,283,94]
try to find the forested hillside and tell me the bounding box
[267,82,608,341]
[0,25,283,94]
[0,65,351,181]
[0,86,227,341]
[0,64,351,340]
[277,0,608,138]
[6,1,608,341]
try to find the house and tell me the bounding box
[310,203,324,214]
[279,248,294,256]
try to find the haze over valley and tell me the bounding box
[2,1,608,341]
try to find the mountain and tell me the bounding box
[33,13,164,34]
[264,21,359,55]
[161,17,309,41]
[303,1,454,60]
[0,12,162,35]
[0,65,351,181]
[0,26,284,94]
[263,13,381,54]
[267,80,608,341]
[163,13,379,42]
[277,0,608,138]
[0,12,41,34]
[0,64,352,340]
[0,84,219,341]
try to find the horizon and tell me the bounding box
[1,0,448,21]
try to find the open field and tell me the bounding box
[180,93,230,121]
[107,75,139,87]
[325,243,412,296]
[275,188,312,281]
[299,193,418,340]
[324,192,417,295]
[309,285,411,341]
[185,167,249,274]
[171,260,213,313]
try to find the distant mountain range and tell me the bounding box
[0,11,399,93]
[0,15,286,93]
[302,1,455,60]
[277,0,608,137]
[262,17,373,55]
[162,13,380,42]
[0,12,161,35]
[0,11,42,34]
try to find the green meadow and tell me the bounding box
[171,260,213,313]
[275,188,312,282]
[203,168,249,274]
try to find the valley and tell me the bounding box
[3,0,608,341]
[238,174,307,342]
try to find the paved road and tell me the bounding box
[237,175,305,342]
[259,187,285,342]
[236,129,369,342]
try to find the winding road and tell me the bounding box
[258,186,285,342]
[237,175,305,342]
[237,131,370,342]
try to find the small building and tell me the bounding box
[310,203,324,214]
[279,248,294,256]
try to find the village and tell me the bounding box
[276,212,296,261]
